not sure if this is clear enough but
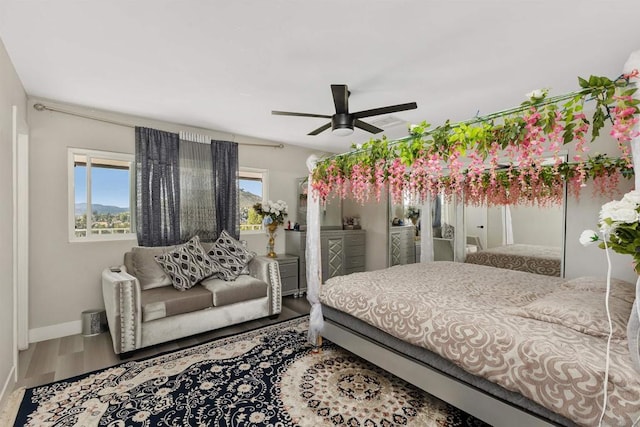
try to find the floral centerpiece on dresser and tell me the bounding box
[406,206,420,225]
[253,200,288,258]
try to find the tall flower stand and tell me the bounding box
[266,223,278,258]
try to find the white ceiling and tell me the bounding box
[1,1,639,153]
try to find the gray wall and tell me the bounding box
[0,37,27,404]
[27,97,317,339]
[511,204,564,247]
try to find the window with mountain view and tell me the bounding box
[69,148,135,241]
[239,168,268,233]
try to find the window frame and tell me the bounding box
[238,167,269,235]
[68,148,136,243]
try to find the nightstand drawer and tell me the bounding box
[281,276,298,295]
[278,262,298,278]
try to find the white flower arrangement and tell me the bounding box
[580,189,640,273]
[253,200,288,225]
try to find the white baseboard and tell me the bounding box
[0,365,16,410]
[29,320,82,343]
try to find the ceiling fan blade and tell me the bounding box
[352,102,418,119]
[308,122,332,136]
[272,110,332,119]
[354,119,384,134]
[331,84,349,114]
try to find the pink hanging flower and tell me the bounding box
[572,113,590,163]
[547,111,565,166]
[610,103,639,166]
[446,150,465,200]
[373,159,386,203]
[349,163,372,205]
[593,171,621,200]
[388,158,407,205]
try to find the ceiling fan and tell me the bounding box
[272,84,418,136]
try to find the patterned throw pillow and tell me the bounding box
[442,223,455,239]
[156,236,217,291]
[208,230,256,281]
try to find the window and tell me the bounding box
[239,167,268,233]
[69,148,135,241]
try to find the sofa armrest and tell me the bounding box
[101,267,142,354]
[248,256,282,315]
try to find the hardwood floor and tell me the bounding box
[13,296,310,392]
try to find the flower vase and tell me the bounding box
[266,223,278,258]
[411,217,420,239]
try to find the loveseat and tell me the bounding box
[102,235,282,355]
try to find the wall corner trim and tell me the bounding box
[0,365,16,411]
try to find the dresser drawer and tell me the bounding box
[345,266,365,275]
[347,244,366,257]
[345,234,365,246]
[346,255,365,269]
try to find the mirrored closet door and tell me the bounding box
[463,153,568,277]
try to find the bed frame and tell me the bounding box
[322,318,563,427]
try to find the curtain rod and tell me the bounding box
[32,103,285,149]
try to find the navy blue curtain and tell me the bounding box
[135,127,181,246]
[211,140,239,240]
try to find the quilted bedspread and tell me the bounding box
[465,244,561,276]
[319,261,640,426]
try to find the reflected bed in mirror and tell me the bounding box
[461,152,567,277]
[386,153,568,274]
[464,195,565,277]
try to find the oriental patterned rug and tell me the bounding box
[2,316,487,426]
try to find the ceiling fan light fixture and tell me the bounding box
[272,84,417,137]
[332,126,354,136]
[332,113,354,136]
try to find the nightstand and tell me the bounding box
[275,254,300,297]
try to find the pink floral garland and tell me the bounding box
[311,73,639,207]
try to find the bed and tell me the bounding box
[318,262,639,427]
[464,243,562,276]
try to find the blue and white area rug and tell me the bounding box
[2,316,487,426]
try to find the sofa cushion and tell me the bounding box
[200,275,268,307]
[130,246,176,290]
[156,236,218,291]
[207,230,256,281]
[140,284,214,322]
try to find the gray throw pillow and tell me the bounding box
[156,236,217,291]
[208,230,256,281]
[131,246,176,290]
